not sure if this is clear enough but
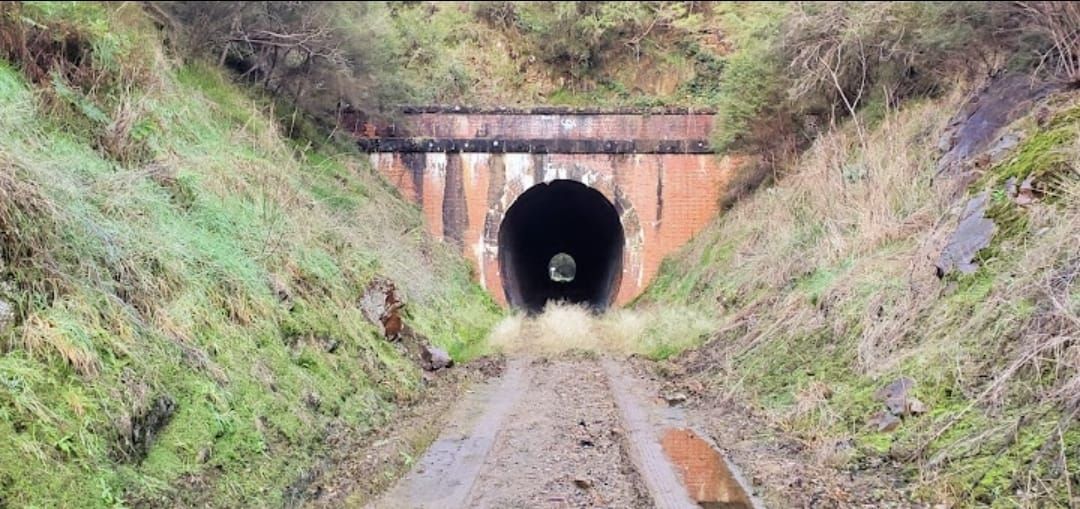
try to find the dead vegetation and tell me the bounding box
[488,301,712,360]
[1016,2,1080,84]
[640,80,1080,505]
[0,3,499,506]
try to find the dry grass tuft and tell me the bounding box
[487,302,594,354]
[486,311,526,349]
[487,301,713,359]
[19,313,100,377]
[0,151,68,302]
[488,301,606,355]
[639,79,1080,503]
[595,308,648,348]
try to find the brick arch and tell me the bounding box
[361,109,739,308]
[481,159,646,307]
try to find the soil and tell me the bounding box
[306,347,920,509]
[355,352,758,509]
[627,355,921,509]
[299,355,506,508]
[463,356,651,508]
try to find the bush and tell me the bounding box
[160,2,414,120]
[475,2,705,84]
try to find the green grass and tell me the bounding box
[632,86,1079,506]
[0,5,499,507]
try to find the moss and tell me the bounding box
[858,432,894,455]
[795,259,853,306]
[988,104,1080,185]
[0,6,498,507]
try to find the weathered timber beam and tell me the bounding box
[397,105,718,115]
[356,138,714,154]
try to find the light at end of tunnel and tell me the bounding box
[549,253,576,283]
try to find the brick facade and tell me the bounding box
[363,112,734,306]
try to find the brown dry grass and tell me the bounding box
[487,301,713,359]
[487,302,615,355]
[639,79,1080,504]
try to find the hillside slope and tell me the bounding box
[636,81,1079,506]
[0,3,498,507]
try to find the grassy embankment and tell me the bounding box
[635,88,1079,506]
[0,3,499,507]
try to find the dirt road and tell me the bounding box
[368,353,757,509]
[307,305,921,509]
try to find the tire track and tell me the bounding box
[368,358,529,509]
[463,357,651,508]
[369,355,755,508]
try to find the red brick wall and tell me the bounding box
[371,150,736,306]
[366,111,731,306]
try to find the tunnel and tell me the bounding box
[498,179,625,313]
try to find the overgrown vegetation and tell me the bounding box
[635,82,1079,506]
[151,2,1078,147]
[0,3,498,506]
[487,301,713,360]
[2,1,1078,506]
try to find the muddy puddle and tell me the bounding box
[661,428,753,508]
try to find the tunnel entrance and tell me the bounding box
[498,180,624,313]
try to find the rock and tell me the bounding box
[1006,176,1018,198]
[884,395,907,416]
[936,74,1061,176]
[420,344,453,371]
[358,276,405,340]
[196,447,212,463]
[875,377,915,411]
[868,411,902,433]
[573,477,592,490]
[0,297,13,331]
[1013,175,1037,206]
[935,193,996,277]
[114,369,178,462]
[987,133,1020,164]
[872,376,933,421]
[663,392,688,406]
[908,397,928,415]
[872,378,915,406]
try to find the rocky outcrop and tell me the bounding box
[936,74,1061,179]
[935,192,997,277]
[358,276,452,371]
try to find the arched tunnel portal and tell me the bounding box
[497,180,624,313]
[360,107,737,307]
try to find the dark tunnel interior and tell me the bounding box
[498,180,624,313]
